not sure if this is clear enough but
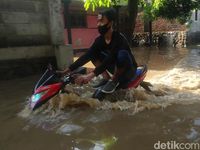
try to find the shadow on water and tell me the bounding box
[0,46,200,150]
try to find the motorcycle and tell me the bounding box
[29,65,148,111]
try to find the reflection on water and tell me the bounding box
[1,46,200,150]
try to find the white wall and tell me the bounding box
[187,10,200,44]
[189,10,200,32]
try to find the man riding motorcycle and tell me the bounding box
[58,8,138,94]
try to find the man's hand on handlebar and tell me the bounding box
[74,72,95,85]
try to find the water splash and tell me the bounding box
[75,136,118,150]
[186,128,199,140]
[194,118,200,126]
[57,124,84,135]
[147,48,200,106]
[18,48,200,137]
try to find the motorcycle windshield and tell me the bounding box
[34,68,60,92]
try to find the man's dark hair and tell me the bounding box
[99,8,117,22]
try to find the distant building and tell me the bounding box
[63,1,130,51]
[187,9,200,44]
[63,0,99,51]
[134,13,186,33]
[133,12,187,47]
[64,1,188,49]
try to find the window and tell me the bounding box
[70,12,87,28]
[195,9,198,21]
[64,11,87,28]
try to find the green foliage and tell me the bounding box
[82,0,200,23]
[82,0,109,11]
[141,0,200,24]
[83,0,110,11]
[81,0,128,11]
[140,0,155,21]
[155,0,199,23]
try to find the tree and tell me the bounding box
[83,0,127,11]
[82,0,200,45]
[140,0,200,46]
[142,0,200,24]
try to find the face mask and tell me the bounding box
[98,23,110,35]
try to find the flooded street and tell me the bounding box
[0,46,200,150]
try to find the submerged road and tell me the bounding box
[0,46,200,150]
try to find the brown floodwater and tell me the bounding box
[0,45,200,150]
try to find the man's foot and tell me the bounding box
[92,78,108,89]
[101,80,119,93]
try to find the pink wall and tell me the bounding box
[64,15,99,50]
[64,28,99,49]
[87,15,97,28]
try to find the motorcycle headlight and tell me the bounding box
[31,91,47,103]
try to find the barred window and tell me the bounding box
[64,11,87,28]
[70,12,87,28]
[195,9,198,21]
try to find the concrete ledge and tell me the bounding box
[0,45,74,80]
[0,45,54,60]
[0,56,56,80]
[0,35,51,47]
[0,45,56,80]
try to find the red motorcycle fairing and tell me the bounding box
[126,65,147,89]
[30,82,63,110]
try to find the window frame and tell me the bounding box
[69,11,87,28]
[194,9,198,21]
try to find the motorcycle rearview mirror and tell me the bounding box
[62,75,71,83]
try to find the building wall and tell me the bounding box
[187,10,200,44]
[64,28,98,50]
[0,0,57,80]
[0,0,51,47]
[132,13,187,47]
[63,0,99,51]
[64,14,99,50]
[189,10,200,32]
[134,13,186,33]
